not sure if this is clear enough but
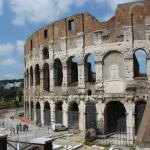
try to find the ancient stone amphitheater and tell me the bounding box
[24,0,150,137]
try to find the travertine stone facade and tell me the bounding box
[24,0,150,135]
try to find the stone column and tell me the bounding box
[78,58,85,94]
[34,103,37,124]
[147,56,150,82]
[40,102,44,127]
[63,100,68,127]
[33,69,36,87]
[124,57,134,81]
[123,26,132,42]
[96,98,105,134]
[24,100,26,118]
[29,70,31,89]
[95,59,103,90]
[62,64,68,93]
[40,69,43,92]
[125,101,135,139]
[49,63,54,92]
[79,98,85,131]
[29,101,31,120]
[50,101,55,125]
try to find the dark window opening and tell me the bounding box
[67,56,78,86]
[87,89,92,96]
[42,48,49,59]
[43,63,50,91]
[133,49,147,77]
[54,59,63,86]
[68,20,75,31]
[35,64,40,86]
[44,29,48,39]
[30,67,33,86]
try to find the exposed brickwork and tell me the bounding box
[24,1,150,146]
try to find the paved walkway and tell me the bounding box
[0,107,86,149]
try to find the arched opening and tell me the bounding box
[133,49,147,77]
[135,101,146,135]
[36,102,41,125]
[84,54,96,83]
[44,102,51,126]
[31,102,34,121]
[85,101,97,130]
[30,67,33,86]
[104,101,126,134]
[55,101,63,124]
[43,63,50,91]
[42,47,49,59]
[35,64,40,86]
[68,102,79,130]
[53,59,63,86]
[67,56,78,86]
[26,69,29,88]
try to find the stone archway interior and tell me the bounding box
[36,102,41,125]
[44,102,51,125]
[85,101,97,130]
[104,101,126,134]
[68,102,79,130]
[55,102,63,124]
[135,101,146,135]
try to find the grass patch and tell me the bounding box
[83,141,95,146]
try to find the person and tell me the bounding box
[16,124,19,134]
[19,123,22,131]
[2,121,4,128]
[26,124,28,131]
[10,125,12,134]
[13,127,15,134]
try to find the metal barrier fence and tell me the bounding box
[97,126,135,146]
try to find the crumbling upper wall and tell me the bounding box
[24,0,150,55]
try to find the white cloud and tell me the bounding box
[0,0,4,15]
[1,58,18,66]
[0,43,14,56]
[106,0,141,10]
[16,40,24,54]
[9,0,140,26]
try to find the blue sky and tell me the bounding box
[0,0,140,80]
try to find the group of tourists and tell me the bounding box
[11,123,29,134]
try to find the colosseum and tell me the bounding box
[24,0,150,137]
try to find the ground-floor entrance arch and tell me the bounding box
[36,102,41,125]
[55,101,63,124]
[135,101,146,135]
[85,101,97,130]
[104,101,126,134]
[44,102,51,125]
[68,102,79,130]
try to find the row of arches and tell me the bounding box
[25,100,146,134]
[25,49,147,90]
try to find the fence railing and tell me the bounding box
[97,127,135,146]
